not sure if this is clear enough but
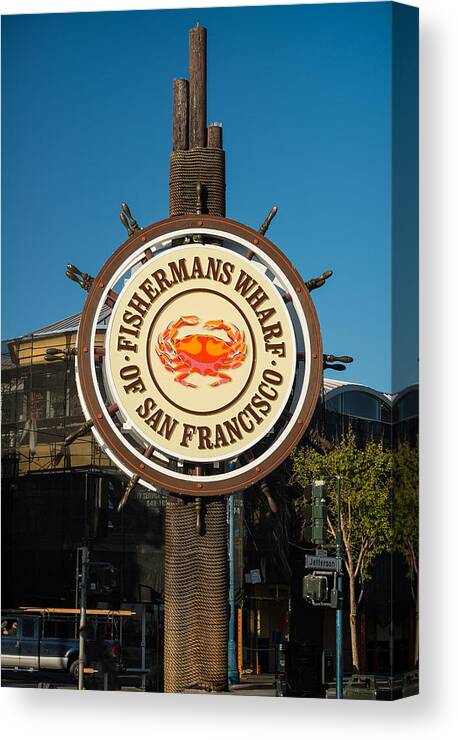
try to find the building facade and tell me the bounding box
[1,316,418,694]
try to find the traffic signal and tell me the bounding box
[89,477,119,539]
[302,573,329,605]
[311,481,327,544]
[303,481,328,545]
[88,562,119,595]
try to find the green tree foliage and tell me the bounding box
[393,438,419,664]
[291,429,392,672]
[393,439,419,584]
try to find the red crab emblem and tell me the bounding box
[155,315,247,387]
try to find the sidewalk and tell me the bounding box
[228,673,277,697]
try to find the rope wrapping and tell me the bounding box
[164,129,229,692]
[169,148,226,217]
[164,497,228,692]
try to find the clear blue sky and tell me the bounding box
[1,2,418,392]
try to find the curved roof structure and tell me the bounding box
[323,376,418,410]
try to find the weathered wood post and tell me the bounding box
[172,79,189,152]
[189,24,207,149]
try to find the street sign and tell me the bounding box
[305,554,338,571]
[244,568,262,584]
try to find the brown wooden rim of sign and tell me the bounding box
[77,215,322,496]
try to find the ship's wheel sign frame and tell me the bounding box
[75,215,322,496]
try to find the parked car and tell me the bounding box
[1,610,121,686]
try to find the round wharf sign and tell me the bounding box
[76,216,322,495]
[106,243,296,461]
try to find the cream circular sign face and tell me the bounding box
[104,243,296,462]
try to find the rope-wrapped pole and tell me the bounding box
[164,23,228,694]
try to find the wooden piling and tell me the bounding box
[207,123,222,149]
[189,24,207,149]
[172,79,189,151]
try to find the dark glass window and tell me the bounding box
[43,620,74,639]
[394,391,419,421]
[381,402,392,423]
[2,619,18,637]
[42,619,95,640]
[342,391,380,420]
[22,618,35,638]
[325,395,341,413]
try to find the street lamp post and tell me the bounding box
[78,544,89,690]
[335,475,343,699]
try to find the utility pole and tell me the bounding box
[335,476,343,699]
[78,545,89,690]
